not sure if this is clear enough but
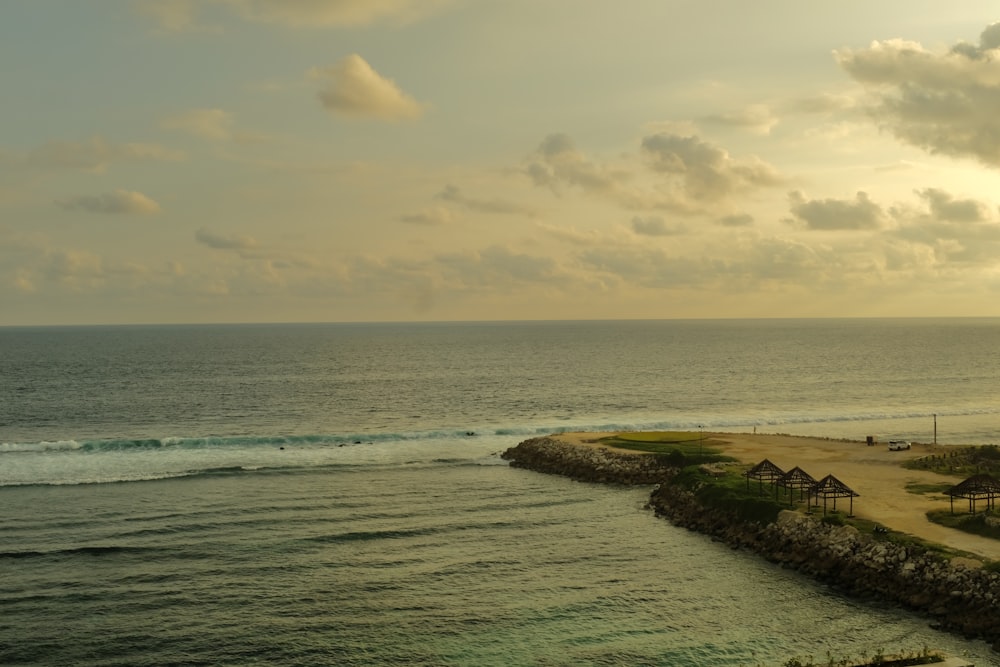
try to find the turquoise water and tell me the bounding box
[2,320,1000,664]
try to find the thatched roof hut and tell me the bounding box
[775,466,817,507]
[743,458,785,495]
[813,474,859,517]
[948,474,1000,514]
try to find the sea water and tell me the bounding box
[2,319,1000,665]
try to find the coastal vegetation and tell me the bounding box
[608,432,983,554]
[669,463,787,524]
[906,444,1000,476]
[503,434,1000,654]
[663,463,962,559]
[596,431,737,466]
[904,445,1000,548]
[927,508,1000,546]
[777,646,944,666]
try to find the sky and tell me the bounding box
[3,1,1000,325]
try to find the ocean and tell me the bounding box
[2,319,999,665]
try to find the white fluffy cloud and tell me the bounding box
[915,187,991,223]
[313,54,425,121]
[892,188,1000,264]
[641,133,784,201]
[787,191,886,230]
[56,190,162,215]
[836,22,1000,167]
[523,132,783,216]
[524,133,622,195]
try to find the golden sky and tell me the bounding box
[3,1,1000,324]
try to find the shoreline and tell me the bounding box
[554,430,1000,561]
[502,432,1000,653]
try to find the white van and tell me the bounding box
[887,440,911,451]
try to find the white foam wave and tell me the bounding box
[0,440,83,453]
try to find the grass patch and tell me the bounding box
[670,466,787,524]
[906,444,1000,477]
[926,508,1000,540]
[610,430,702,444]
[602,431,736,466]
[904,481,952,496]
[657,455,975,560]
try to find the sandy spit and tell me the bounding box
[552,431,1000,562]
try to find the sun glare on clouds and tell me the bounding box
[2,3,1000,324]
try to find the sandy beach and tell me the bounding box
[555,431,1000,562]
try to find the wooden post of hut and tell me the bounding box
[775,467,817,509]
[947,474,1000,515]
[743,459,785,496]
[813,474,859,518]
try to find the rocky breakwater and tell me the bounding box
[650,482,1000,650]
[501,436,1000,650]
[501,436,676,485]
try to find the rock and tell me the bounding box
[503,435,1000,651]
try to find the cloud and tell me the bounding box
[630,215,687,236]
[133,0,199,31]
[161,108,265,143]
[641,133,784,201]
[313,54,425,121]
[915,187,990,223]
[700,104,778,135]
[56,190,162,215]
[195,227,259,251]
[436,184,536,217]
[835,22,1000,167]
[435,245,562,288]
[42,249,108,290]
[717,213,754,227]
[135,0,452,30]
[399,206,456,225]
[534,221,629,248]
[523,132,781,216]
[737,236,836,282]
[787,191,886,230]
[161,108,235,140]
[890,188,1000,264]
[577,245,697,288]
[785,92,859,115]
[524,133,622,195]
[219,0,449,27]
[23,136,183,172]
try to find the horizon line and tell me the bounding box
[2,315,999,329]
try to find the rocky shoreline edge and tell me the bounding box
[502,436,1000,654]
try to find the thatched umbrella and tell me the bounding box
[812,474,859,517]
[775,466,817,507]
[947,474,1000,514]
[743,459,785,495]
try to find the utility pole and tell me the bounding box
[933,413,937,445]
